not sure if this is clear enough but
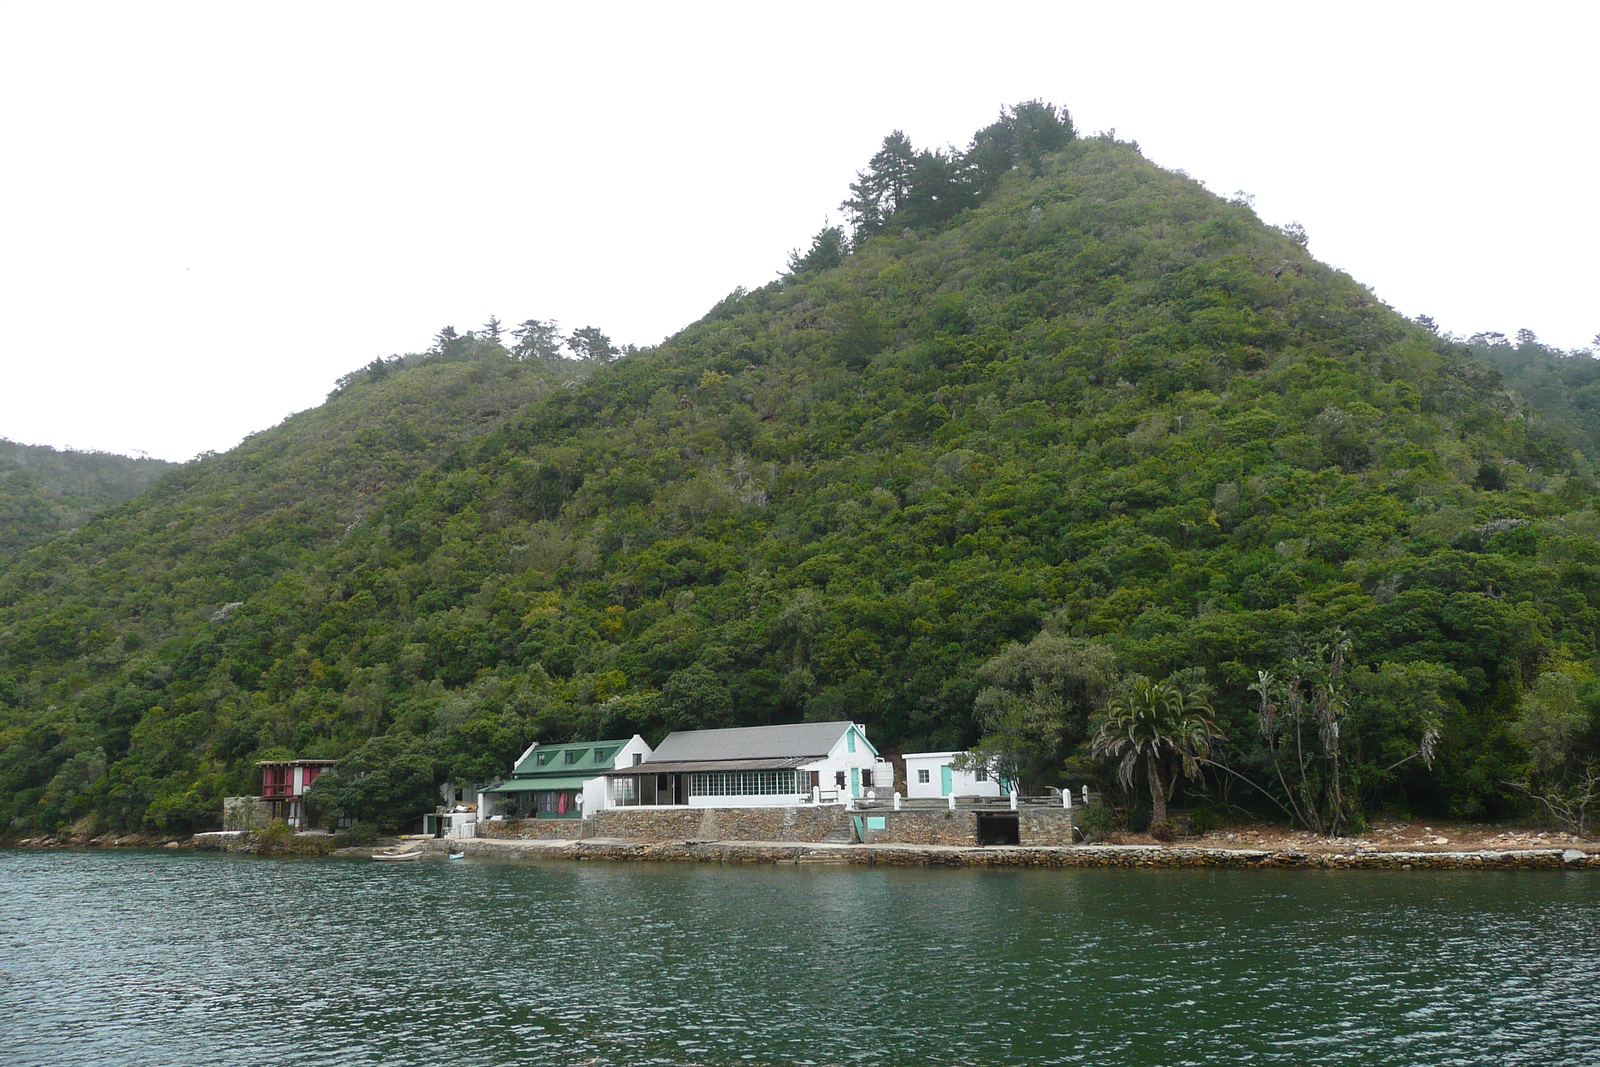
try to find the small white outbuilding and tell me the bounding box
[902,751,1010,799]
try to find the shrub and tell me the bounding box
[1150,819,1177,844]
[1078,804,1121,843]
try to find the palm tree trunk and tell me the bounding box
[1148,753,1168,825]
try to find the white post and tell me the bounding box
[812,785,820,805]
[1064,789,1072,809]
[1082,785,1090,805]
[948,793,956,812]
[1010,791,1018,811]
[893,791,902,811]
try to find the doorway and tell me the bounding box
[975,813,1020,846]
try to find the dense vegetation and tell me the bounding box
[0,440,174,558]
[4,105,1599,836]
[1464,329,1600,462]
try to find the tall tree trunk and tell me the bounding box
[1148,753,1168,825]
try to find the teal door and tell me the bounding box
[850,767,861,797]
[940,765,952,796]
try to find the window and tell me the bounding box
[633,752,644,765]
[976,768,988,782]
[689,770,804,797]
[565,750,581,765]
[537,751,555,766]
[847,730,856,753]
[593,748,612,764]
[861,769,874,788]
[612,778,635,801]
[917,769,930,784]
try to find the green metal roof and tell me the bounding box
[481,776,592,793]
[510,738,631,777]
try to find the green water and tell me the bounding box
[0,849,1595,1066]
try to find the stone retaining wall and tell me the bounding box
[477,818,584,840]
[586,806,855,842]
[435,837,1596,871]
[857,805,1081,846]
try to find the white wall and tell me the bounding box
[903,751,1005,799]
[797,723,894,800]
[612,735,653,770]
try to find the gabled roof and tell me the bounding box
[509,738,631,778]
[647,721,859,763]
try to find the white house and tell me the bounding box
[902,751,1010,799]
[597,721,895,809]
[478,735,653,822]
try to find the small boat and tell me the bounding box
[448,852,465,860]
[372,848,425,862]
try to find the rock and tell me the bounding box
[1562,849,1586,866]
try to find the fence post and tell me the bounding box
[948,793,956,812]
[1009,791,1018,811]
[893,791,902,811]
[1064,789,1072,809]
[812,785,820,805]
[1082,785,1090,805]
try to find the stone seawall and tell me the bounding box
[477,818,583,840]
[429,837,1597,871]
[858,806,1081,846]
[587,806,855,843]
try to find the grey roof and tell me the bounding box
[646,721,854,763]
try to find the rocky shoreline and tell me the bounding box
[395,835,1598,870]
[11,830,1593,871]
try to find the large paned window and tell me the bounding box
[689,770,803,797]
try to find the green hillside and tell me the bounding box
[0,341,581,831]
[0,440,175,557]
[1464,330,1600,463]
[5,108,1599,837]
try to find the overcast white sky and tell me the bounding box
[1,2,1595,461]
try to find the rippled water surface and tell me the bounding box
[1,849,1597,1066]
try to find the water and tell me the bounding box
[1,849,1596,1066]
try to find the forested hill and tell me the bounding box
[0,441,175,558]
[1463,331,1600,463]
[5,109,1599,837]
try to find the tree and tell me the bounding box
[787,224,847,275]
[1090,672,1221,827]
[567,326,619,363]
[431,325,468,358]
[1506,664,1600,835]
[1248,633,1442,836]
[304,735,439,831]
[895,149,975,232]
[511,319,564,362]
[482,316,504,345]
[659,663,734,732]
[959,631,1118,793]
[841,130,917,240]
[966,100,1075,198]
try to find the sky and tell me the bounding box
[1,1,1596,461]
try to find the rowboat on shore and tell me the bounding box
[371,848,425,862]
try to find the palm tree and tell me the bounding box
[1091,674,1223,827]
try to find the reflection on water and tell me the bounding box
[1,849,1596,1066]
